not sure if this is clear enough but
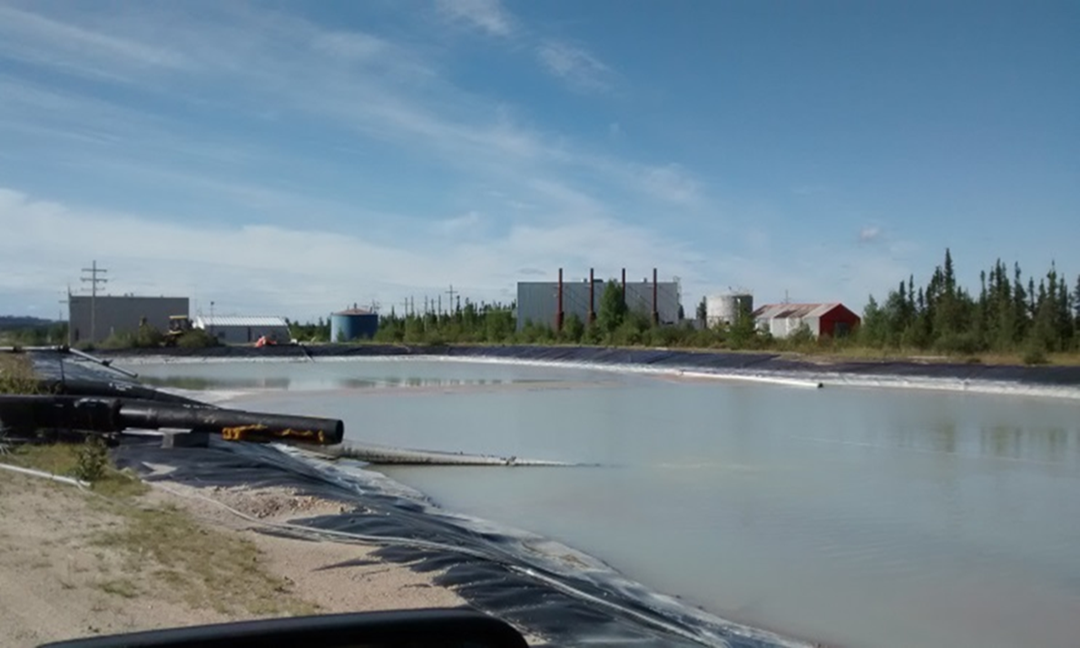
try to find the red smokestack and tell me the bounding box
[588,268,596,323]
[652,267,659,326]
[556,267,564,332]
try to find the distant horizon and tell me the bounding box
[4,247,1078,324]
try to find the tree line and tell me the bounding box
[859,249,1079,360]
[286,252,1080,363]
[319,283,769,350]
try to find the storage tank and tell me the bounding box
[705,292,753,327]
[330,307,379,342]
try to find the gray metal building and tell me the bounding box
[516,276,682,331]
[193,316,291,344]
[69,295,189,344]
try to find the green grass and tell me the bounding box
[3,442,148,497]
[93,503,318,616]
[0,352,41,394]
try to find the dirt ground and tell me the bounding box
[0,467,467,647]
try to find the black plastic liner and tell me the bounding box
[100,344,1080,387]
[27,349,205,405]
[113,439,805,648]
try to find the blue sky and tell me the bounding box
[1,0,1077,321]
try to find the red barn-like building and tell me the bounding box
[752,303,861,339]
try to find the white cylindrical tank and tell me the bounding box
[705,292,753,327]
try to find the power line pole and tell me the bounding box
[446,285,458,312]
[80,260,108,343]
[59,289,70,346]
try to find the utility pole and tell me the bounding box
[59,289,71,346]
[80,261,108,343]
[446,285,458,312]
[401,299,409,318]
[409,296,415,316]
[437,295,442,315]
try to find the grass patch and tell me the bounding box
[94,504,317,617]
[3,442,148,497]
[0,352,41,394]
[97,578,140,599]
[5,443,81,475]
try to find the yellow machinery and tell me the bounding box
[163,315,192,346]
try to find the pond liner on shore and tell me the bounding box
[113,438,808,648]
[25,348,207,405]
[99,344,1080,388]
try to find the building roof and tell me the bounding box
[752,303,846,320]
[194,316,289,328]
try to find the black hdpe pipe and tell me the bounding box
[0,395,344,446]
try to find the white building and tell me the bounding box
[193,316,290,345]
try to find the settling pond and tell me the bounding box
[129,358,1080,648]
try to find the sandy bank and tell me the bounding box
[0,468,469,647]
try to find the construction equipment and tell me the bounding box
[163,315,193,346]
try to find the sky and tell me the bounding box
[1,0,1077,321]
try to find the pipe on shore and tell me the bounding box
[309,442,576,467]
[0,395,345,445]
[0,461,89,488]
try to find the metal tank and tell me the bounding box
[705,292,753,327]
[330,307,379,342]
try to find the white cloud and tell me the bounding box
[535,40,611,91]
[0,4,190,81]
[0,188,708,319]
[642,164,701,207]
[436,211,483,236]
[0,5,739,317]
[435,0,515,37]
[859,226,882,243]
[0,4,696,213]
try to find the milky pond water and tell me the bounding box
[130,358,1080,648]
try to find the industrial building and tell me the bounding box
[752,303,861,339]
[69,295,188,344]
[516,268,681,331]
[193,315,291,345]
[330,307,379,342]
[705,292,754,327]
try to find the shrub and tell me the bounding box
[97,332,136,350]
[933,332,985,356]
[177,329,218,348]
[74,436,109,482]
[135,323,164,348]
[562,314,585,344]
[1022,346,1049,365]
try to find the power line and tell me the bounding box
[80,260,108,343]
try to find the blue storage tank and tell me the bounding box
[330,307,379,342]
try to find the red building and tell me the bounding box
[752,302,861,339]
